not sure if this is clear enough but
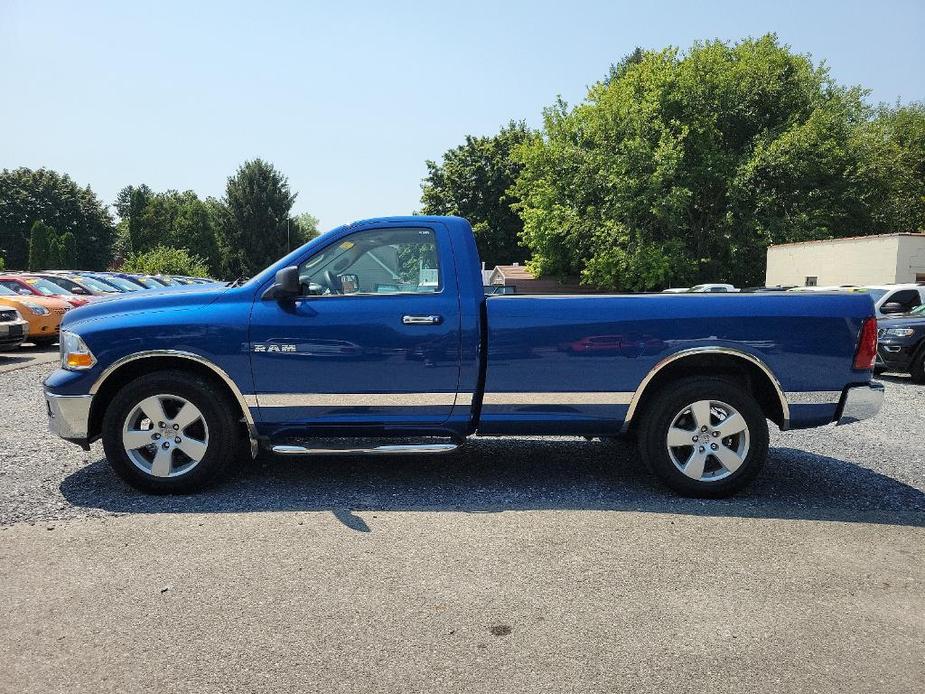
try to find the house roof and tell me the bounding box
[492,265,535,281]
[490,264,602,294]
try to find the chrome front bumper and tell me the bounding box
[836,382,884,426]
[45,390,93,441]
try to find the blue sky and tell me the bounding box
[2,0,923,230]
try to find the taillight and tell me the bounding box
[853,317,877,370]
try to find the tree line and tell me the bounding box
[0,159,319,278]
[2,35,922,289]
[421,34,925,289]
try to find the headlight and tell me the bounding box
[884,328,915,337]
[60,331,97,370]
[22,302,49,316]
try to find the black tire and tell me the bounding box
[910,349,925,385]
[636,376,769,498]
[102,370,243,493]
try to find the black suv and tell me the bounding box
[876,306,925,382]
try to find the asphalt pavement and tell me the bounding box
[1,363,922,693]
[0,342,58,374]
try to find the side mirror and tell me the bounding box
[881,302,905,314]
[18,288,32,295]
[263,266,300,300]
[73,287,89,295]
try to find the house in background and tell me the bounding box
[766,233,925,287]
[488,262,601,294]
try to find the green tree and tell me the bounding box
[215,159,297,278]
[122,245,211,277]
[292,212,321,247]
[852,103,925,233]
[28,221,54,270]
[0,168,114,270]
[28,221,78,270]
[113,186,221,274]
[514,35,882,290]
[421,121,538,267]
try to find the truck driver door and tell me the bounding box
[248,224,461,430]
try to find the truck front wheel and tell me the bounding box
[636,377,769,498]
[101,370,242,493]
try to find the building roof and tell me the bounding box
[490,264,602,294]
[769,232,925,249]
[492,264,535,281]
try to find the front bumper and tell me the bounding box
[0,318,29,347]
[45,390,93,444]
[835,382,884,426]
[876,343,915,371]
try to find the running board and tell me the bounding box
[271,442,459,456]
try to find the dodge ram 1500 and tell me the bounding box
[44,216,883,497]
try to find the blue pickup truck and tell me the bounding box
[44,216,883,497]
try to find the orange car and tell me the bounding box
[0,284,71,346]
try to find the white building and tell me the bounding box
[765,233,925,287]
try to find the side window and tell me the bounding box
[297,228,441,297]
[889,290,921,311]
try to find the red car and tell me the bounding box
[0,275,94,308]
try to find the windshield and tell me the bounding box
[135,276,163,288]
[97,275,139,291]
[72,275,118,293]
[910,305,925,316]
[859,288,888,301]
[24,277,71,296]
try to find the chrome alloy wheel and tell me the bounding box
[122,394,210,478]
[666,399,750,482]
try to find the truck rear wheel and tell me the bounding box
[636,377,769,498]
[101,370,242,493]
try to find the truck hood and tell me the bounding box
[61,284,229,329]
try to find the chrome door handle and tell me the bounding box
[402,314,442,325]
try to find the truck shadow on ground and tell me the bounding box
[58,438,925,530]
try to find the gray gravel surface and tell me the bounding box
[1,365,923,527]
[1,364,923,693]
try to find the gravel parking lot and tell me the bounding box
[1,362,923,693]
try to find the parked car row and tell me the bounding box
[0,270,217,351]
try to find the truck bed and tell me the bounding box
[478,292,872,434]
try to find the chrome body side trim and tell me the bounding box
[836,382,884,425]
[256,392,458,408]
[44,392,93,440]
[785,390,843,405]
[481,391,634,406]
[89,350,258,457]
[621,347,791,432]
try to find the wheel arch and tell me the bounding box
[622,348,789,433]
[87,350,257,454]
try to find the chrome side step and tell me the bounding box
[271,442,459,456]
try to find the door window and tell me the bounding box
[297,228,440,297]
[886,289,921,311]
